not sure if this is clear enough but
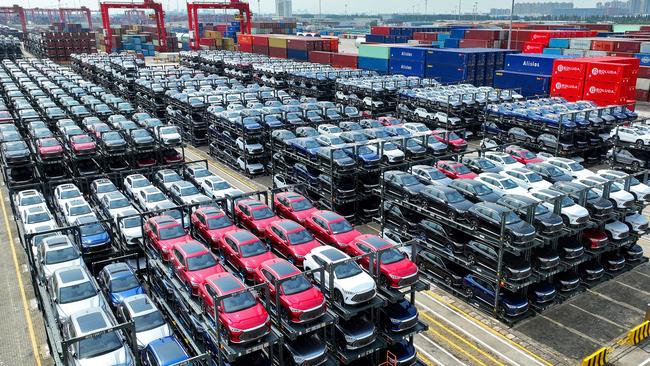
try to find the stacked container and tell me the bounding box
[424,48,517,85]
[358,44,391,73]
[26,29,96,61]
[494,53,574,97]
[388,46,427,77]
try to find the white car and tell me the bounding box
[611,126,650,146]
[363,97,384,109]
[22,205,57,233]
[14,189,48,217]
[54,184,83,213]
[304,246,377,306]
[499,168,552,190]
[153,125,182,146]
[476,172,529,196]
[169,181,211,206]
[530,188,590,226]
[317,124,343,135]
[624,212,649,234]
[604,219,630,241]
[484,152,524,170]
[50,266,106,322]
[201,176,243,200]
[63,199,94,226]
[124,174,152,200]
[433,111,461,126]
[154,169,183,193]
[576,175,635,209]
[114,208,143,246]
[137,186,171,211]
[237,157,265,175]
[545,157,593,179]
[99,191,133,218]
[597,169,650,202]
[411,165,452,186]
[368,141,405,163]
[117,294,172,348]
[90,178,118,202]
[235,137,265,155]
[185,164,215,187]
[63,307,134,365]
[402,122,432,137]
[414,107,434,120]
[37,236,82,281]
[480,138,499,149]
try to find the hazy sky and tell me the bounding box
[0,0,604,14]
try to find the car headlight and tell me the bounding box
[288,306,304,313]
[244,266,255,272]
[229,326,243,332]
[389,274,401,280]
[344,334,356,342]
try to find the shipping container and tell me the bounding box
[287,48,308,60]
[358,56,390,73]
[505,53,570,75]
[389,46,429,62]
[583,80,626,103]
[550,77,584,101]
[389,59,425,77]
[309,51,332,64]
[332,53,358,68]
[494,70,551,97]
[359,43,391,59]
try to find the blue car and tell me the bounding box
[387,340,417,366]
[262,114,284,129]
[234,116,263,133]
[97,262,144,307]
[74,215,110,253]
[381,299,418,332]
[528,281,557,306]
[482,122,505,136]
[293,163,320,186]
[385,126,411,137]
[536,113,576,130]
[141,336,190,366]
[510,108,529,120]
[290,137,321,160]
[345,145,380,167]
[462,275,529,318]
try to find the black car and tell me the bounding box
[558,236,585,260]
[533,246,560,271]
[579,261,605,281]
[1,141,30,165]
[624,244,644,262]
[526,163,573,183]
[602,252,625,272]
[554,271,581,293]
[126,128,155,149]
[334,315,376,351]
[282,333,327,366]
[403,139,427,157]
[317,147,355,171]
[463,240,532,280]
[528,282,557,306]
[99,131,127,152]
[383,202,423,230]
[449,179,501,203]
[417,251,467,287]
[416,219,468,254]
[551,181,613,217]
[466,202,537,245]
[418,185,473,221]
[462,157,502,174]
[498,194,564,234]
[383,170,427,200]
[270,129,296,146]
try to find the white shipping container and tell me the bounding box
[640,42,650,53]
[585,50,608,56]
[563,48,585,56]
[569,38,592,50]
[636,78,650,91]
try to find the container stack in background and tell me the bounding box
[366,26,452,44]
[238,34,337,61]
[357,44,391,73]
[425,48,516,85]
[251,21,296,35]
[494,53,573,97]
[551,56,639,105]
[25,27,96,61]
[97,24,178,55]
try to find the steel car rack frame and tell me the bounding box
[608,120,650,173]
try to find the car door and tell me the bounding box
[261,268,278,301]
[194,213,208,238]
[222,237,239,268]
[275,197,290,218]
[238,204,252,227]
[172,248,186,281]
[474,277,495,303]
[309,216,328,243]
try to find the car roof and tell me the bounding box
[274,219,302,232]
[70,307,110,335]
[54,265,89,285]
[474,202,509,212]
[177,240,206,254]
[315,247,349,262]
[229,229,257,242]
[210,272,244,294]
[480,172,503,180]
[267,259,300,278]
[103,262,134,278]
[123,294,157,315]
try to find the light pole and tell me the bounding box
[458,0,462,20]
[507,0,515,49]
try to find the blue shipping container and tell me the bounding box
[493,70,551,97]
[425,63,474,82]
[390,46,428,62]
[365,34,385,43]
[287,49,308,60]
[635,53,650,66]
[548,38,570,48]
[426,48,475,66]
[390,60,425,77]
[359,57,390,73]
[543,48,563,55]
[504,53,571,75]
[444,38,460,48]
[390,27,402,36]
[450,29,467,38]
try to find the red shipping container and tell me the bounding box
[330,39,338,53]
[591,40,615,52]
[268,47,287,58]
[309,51,332,64]
[371,26,391,35]
[239,44,253,53]
[639,66,650,78]
[583,80,626,104]
[252,35,269,46]
[199,38,215,47]
[522,42,545,53]
[614,40,640,53]
[529,31,552,44]
[636,89,649,101]
[551,78,584,101]
[552,59,587,79]
[237,34,252,45]
[331,53,357,68]
[251,44,269,55]
[585,62,632,83]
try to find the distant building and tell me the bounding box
[513,2,573,16]
[629,0,650,14]
[276,0,292,17]
[489,8,511,16]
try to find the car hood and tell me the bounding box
[284,287,325,310]
[626,213,649,226]
[242,251,277,269]
[44,258,84,280]
[451,199,473,212]
[58,294,103,321]
[122,226,142,240]
[531,180,552,190]
[188,264,226,284]
[478,192,501,203]
[225,303,268,329]
[505,221,536,237]
[76,346,132,366]
[382,259,418,278]
[332,229,362,246]
[291,240,322,257]
[605,220,629,234]
[564,204,589,218]
[137,324,172,348]
[73,142,95,149]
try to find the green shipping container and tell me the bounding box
[359,44,391,59]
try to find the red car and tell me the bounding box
[505,146,543,164]
[135,156,157,168]
[436,160,477,179]
[273,191,318,224]
[253,258,326,323]
[265,220,321,268]
[0,111,13,123]
[234,199,279,237]
[191,206,236,249]
[432,129,467,152]
[198,272,270,344]
[219,229,277,281]
[346,234,419,289]
[303,210,361,250]
[162,149,183,164]
[68,134,96,156]
[36,137,63,160]
[88,122,111,139]
[581,228,609,250]
[378,116,402,126]
[144,215,192,261]
[170,240,226,295]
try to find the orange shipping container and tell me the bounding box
[237,34,252,45]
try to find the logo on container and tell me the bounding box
[591,67,617,76]
[556,64,580,73]
[555,82,578,90]
[642,56,650,64]
[588,85,615,95]
[522,61,540,68]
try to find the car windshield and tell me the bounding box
[281,275,312,295]
[159,225,185,240]
[288,229,314,245]
[187,253,217,271]
[522,151,536,159]
[474,184,493,195]
[502,179,518,189]
[69,205,91,216]
[207,215,231,229]
[502,155,517,164]
[380,248,405,264]
[561,196,575,207]
[445,190,466,203]
[504,211,522,224]
[210,180,231,190]
[79,222,105,236]
[400,175,420,186]
[77,330,123,359]
[477,159,496,169]
[131,178,149,188]
[525,172,543,182]
[384,142,398,151]
[111,274,140,292]
[40,139,59,147]
[45,247,78,264]
[330,220,353,234]
[160,127,178,135]
[133,311,166,332]
[147,192,166,202]
[252,207,275,220]
[122,216,142,229]
[568,162,584,171]
[240,240,268,257]
[110,197,130,208]
[586,189,599,200]
[28,212,51,224]
[180,186,200,196]
[535,204,549,215]
[547,166,565,177]
[59,281,95,303]
[193,169,211,178]
[303,140,320,149]
[74,135,93,144]
[132,130,150,138]
[290,198,313,211]
[222,292,257,313]
[21,195,43,206]
[334,261,363,279]
[454,165,472,174]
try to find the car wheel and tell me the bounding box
[448,209,457,221]
[463,286,474,298]
[632,161,640,170]
[333,289,344,305]
[466,253,476,265]
[380,275,389,288]
[561,215,570,226]
[468,218,479,230]
[444,275,453,287]
[503,233,513,245]
[636,139,644,147]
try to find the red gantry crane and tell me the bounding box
[59,7,93,28]
[100,0,168,52]
[0,5,27,36]
[186,0,252,50]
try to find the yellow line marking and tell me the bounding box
[426,325,490,366]
[184,146,259,191]
[417,352,437,366]
[0,190,43,366]
[421,311,506,366]
[425,290,553,366]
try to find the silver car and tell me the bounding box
[117,294,172,349]
[49,266,106,322]
[37,236,82,281]
[604,219,630,241]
